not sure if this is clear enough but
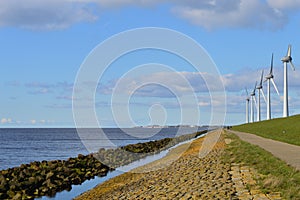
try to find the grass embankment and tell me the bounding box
[232,114,300,146]
[224,131,300,199]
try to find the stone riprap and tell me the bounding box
[0,130,207,199]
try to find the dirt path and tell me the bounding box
[228,130,300,171]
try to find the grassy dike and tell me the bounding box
[232,114,300,146]
[223,131,300,199]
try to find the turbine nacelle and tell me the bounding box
[281,56,292,63]
[282,44,296,71]
[257,70,264,90]
[245,88,250,101]
[251,81,257,96]
[265,53,274,81]
[265,73,274,80]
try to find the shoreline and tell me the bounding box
[0,130,208,199]
[75,129,237,199]
[0,127,208,171]
[39,131,208,200]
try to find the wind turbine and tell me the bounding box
[256,70,267,122]
[245,88,250,123]
[250,82,257,123]
[281,44,296,117]
[265,53,280,120]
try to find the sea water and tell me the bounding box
[0,127,206,200]
[0,127,205,170]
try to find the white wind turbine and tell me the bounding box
[281,44,296,117]
[250,82,257,123]
[256,70,267,122]
[245,88,250,123]
[265,53,280,120]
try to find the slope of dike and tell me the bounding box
[75,130,282,200]
[232,114,300,146]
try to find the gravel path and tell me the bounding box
[229,130,300,171]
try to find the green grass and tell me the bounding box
[232,114,300,146]
[223,132,300,199]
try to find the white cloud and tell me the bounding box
[45,103,72,109]
[0,117,57,126]
[267,0,300,10]
[98,71,225,98]
[28,88,52,95]
[0,0,298,30]
[172,0,286,30]
[221,64,300,93]
[25,81,73,95]
[68,0,162,8]
[0,0,97,30]
[222,69,262,92]
[84,0,157,8]
[79,0,290,30]
[98,65,300,99]
[98,70,252,98]
[198,101,210,107]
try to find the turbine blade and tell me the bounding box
[260,70,264,86]
[290,61,296,71]
[261,89,267,103]
[287,44,291,57]
[271,78,280,96]
[253,81,257,93]
[245,87,249,96]
[270,53,274,75]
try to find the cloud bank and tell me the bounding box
[0,0,299,30]
[0,0,97,30]
[98,68,300,97]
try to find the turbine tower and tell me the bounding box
[245,88,250,123]
[281,44,296,117]
[250,82,257,123]
[256,70,267,122]
[265,53,280,120]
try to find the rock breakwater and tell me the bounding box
[95,130,207,168]
[0,130,207,199]
[0,154,111,199]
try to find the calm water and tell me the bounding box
[0,127,204,170]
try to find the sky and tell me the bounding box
[1,0,300,127]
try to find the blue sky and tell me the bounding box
[1,0,300,127]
